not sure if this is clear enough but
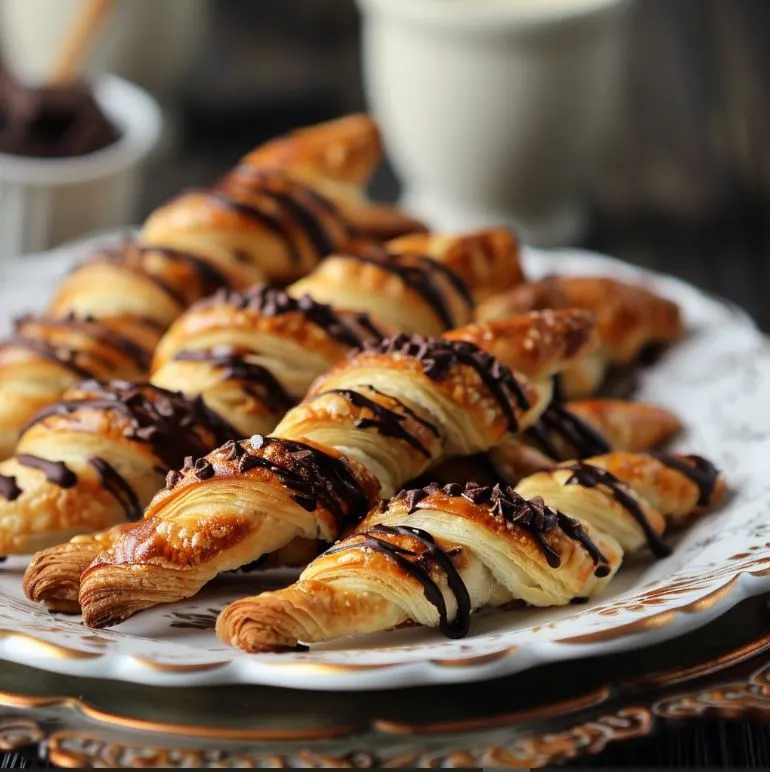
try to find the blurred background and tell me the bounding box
[2,0,769,327]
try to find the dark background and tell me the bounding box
[4,0,770,767]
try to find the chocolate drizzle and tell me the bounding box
[87,458,142,521]
[21,381,218,470]
[327,523,472,638]
[337,242,473,329]
[15,454,77,488]
[175,435,372,533]
[650,453,719,507]
[563,462,672,558]
[0,474,21,501]
[86,244,230,307]
[364,334,529,431]
[317,388,434,457]
[135,245,230,297]
[0,336,96,379]
[224,167,348,259]
[13,314,151,370]
[526,403,612,461]
[394,481,610,575]
[195,284,383,349]
[174,346,293,414]
[201,170,345,264]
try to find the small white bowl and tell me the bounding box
[356,0,631,246]
[0,74,162,260]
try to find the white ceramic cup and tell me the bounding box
[0,75,162,261]
[356,0,631,246]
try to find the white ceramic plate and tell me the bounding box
[1,234,769,691]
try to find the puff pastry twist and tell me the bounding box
[0,315,161,459]
[429,398,681,488]
[3,380,223,559]
[216,451,725,652]
[73,310,597,627]
[477,276,684,398]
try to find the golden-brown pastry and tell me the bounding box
[288,240,468,336]
[48,243,261,331]
[240,114,382,188]
[0,315,161,459]
[424,398,681,488]
[384,227,523,302]
[215,450,725,652]
[144,116,423,287]
[149,284,385,439]
[1,380,223,556]
[215,483,622,652]
[477,276,684,398]
[515,453,726,557]
[22,524,133,613]
[76,311,597,628]
[288,228,521,336]
[141,170,354,287]
[225,114,426,243]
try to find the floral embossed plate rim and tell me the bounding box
[0,234,769,691]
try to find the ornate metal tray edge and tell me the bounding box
[2,603,769,768]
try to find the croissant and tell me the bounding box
[0,315,161,459]
[143,117,423,287]
[74,310,597,627]
[288,228,520,336]
[216,450,725,652]
[477,276,684,398]
[223,113,426,243]
[422,398,682,488]
[1,380,223,556]
[515,453,726,557]
[48,243,262,331]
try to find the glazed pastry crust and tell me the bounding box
[288,239,474,336]
[444,310,599,380]
[140,175,351,286]
[216,450,725,652]
[239,114,382,188]
[477,276,683,364]
[387,227,524,302]
[216,485,622,652]
[0,316,161,460]
[78,436,381,628]
[48,244,261,330]
[150,285,385,439]
[1,380,219,555]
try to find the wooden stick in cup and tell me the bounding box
[49,0,114,86]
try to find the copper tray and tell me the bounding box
[0,593,767,768]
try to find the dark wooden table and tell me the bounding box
[4,0,770,766]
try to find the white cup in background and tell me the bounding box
[356,0,631,246]
[0,75,161,260]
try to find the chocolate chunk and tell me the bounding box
[193,458,215,480]
[0,474,21,501]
